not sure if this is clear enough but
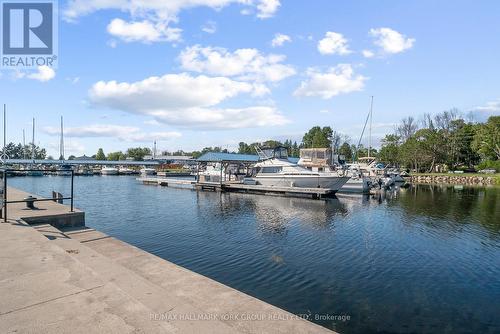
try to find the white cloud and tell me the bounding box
[179,45,295,82]
[144,119,162,126]
[89,73,257,110]
[256,0,280,19]
[271,33,291,47]
[43,124,181,142]
[107,19,181,43]
[294,64,367,99]
[369,28,415,54]
[317,32,351,55]
[474,100,500,113]
[362,50,374,58]
[201,20,217,34]
[152,106,289,129]
[88,73,288,129]
[21,66,56,82]
[319,109,330,113]
[64,0,280,43]
[48,140,86,156]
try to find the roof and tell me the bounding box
[196,152,260,163]
[144,155,193,161]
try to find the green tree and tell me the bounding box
[107,151,126,161]
[338,142,352,161]
[302,126,333,148]
[379,134,401,166]
[95,148,106,160]
[126,147,152,161]
[472,116,500,161]
[68,155,76,160]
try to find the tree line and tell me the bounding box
[2,111,498,172]
[378,112,499,172]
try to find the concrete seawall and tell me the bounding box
[0,187,335,334]
[410,174,497,185]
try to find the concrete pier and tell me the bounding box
[0,187,335,334]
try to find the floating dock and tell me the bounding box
[0,187,334,333]
[138,177,337,199]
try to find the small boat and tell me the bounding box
[76,166,94,176]
[140,167,156,176]
[26,169,44,177]
[101,166,119,175]
[118,166,134,175]
[56,164,73,176]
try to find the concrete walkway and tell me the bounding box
[0,187,335,334]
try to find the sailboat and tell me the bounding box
[56,116,73,176]
[26,118,44,176]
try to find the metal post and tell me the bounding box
[70,170,74,212]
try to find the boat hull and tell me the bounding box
[26,171,44,177]
[101,169,118,175]
[338,177,372,193]
[253,175,350,191]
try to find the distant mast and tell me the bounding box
[1,104,7,163]
[153,141,157,159]
[31,118,36,163]
[59,116,65,161]
[23,129,26,160]
[368,96,374,158]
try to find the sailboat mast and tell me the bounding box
[368,96,374,158]
[60,116,64,160]
[23,129,26,159]
[31,118,35,162]
[3,104,6,160]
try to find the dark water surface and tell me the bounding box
[9,176,500,334]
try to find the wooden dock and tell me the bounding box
[138,177,337,199]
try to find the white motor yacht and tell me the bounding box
[140,167,156,176]
[118,166,134,175]
[247,147,350,192]
[101,166,119,175]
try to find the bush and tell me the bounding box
[477,160,500,172]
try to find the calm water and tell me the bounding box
[9,176,500,334]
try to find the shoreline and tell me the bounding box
[409,173,498,186]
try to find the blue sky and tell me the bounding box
[1,0,500,157]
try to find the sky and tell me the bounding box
[1,0,500,158]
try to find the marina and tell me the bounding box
[4,175,500,333]
[1,2,500,332]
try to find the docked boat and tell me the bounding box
[56,164,73,176]
[26,168,44,177]
[118,166,134,175]
[247,147,350,192]
[101,166,119,175]
[140,167,156,176]
[76,166,94,176]
[297,147,371,193]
